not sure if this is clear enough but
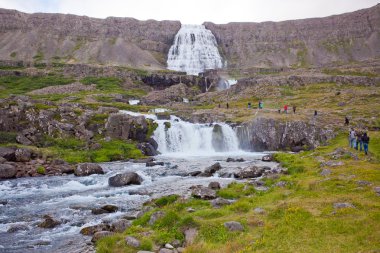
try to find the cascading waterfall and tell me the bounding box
[167,24,224,75]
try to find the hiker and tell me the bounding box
[248,102,251,109]
[345,116,349,125]
[284,105,288,114]
[258,101,263,109]
[293,106,296,114]
[314,110,318,116]
[356,130,363,151]
[278,109,281,114]
[362,132,370,155]
[349,128,356,148]
[218,103,221,108]
[226,103,229,109]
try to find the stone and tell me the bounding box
[261,155,273,162]
[109,172,143,187]
[187,207,195,212]
[0,164,17,179]
[149,211,166,225]
[236,166,264,179]
[165,243,174,249]
[171,239,182,248]
[322,161,344,167]
[38,215,61,229]
[0,147,16,161]
[224,221,244,231]
[159,249,173,253]
[101,205,118,213]
[191,185,217,200]
[74,163,104,176]
[91,231,114,243]
[184,228,198,246]
[255,186,269,192]
[111,219,132,233]
[15,148,32,162]
[320,169,331,176]
[188,171,201,176]
[333,202,355,209]
[146,161,164,167]
[137,251,155,253]
[7,224,29,233]
[106,114,152,142]
[254,207,265,214]
[0,157,6,163]
[204,162,222,174]
[356,180,371,186]
[211,198,232,208]
[125,236,140,248]
[177,247,186,253]
[374,187,380,196]
[226,157,235,162]
[80,224,111,235]
[208,181,221,190]
[91,208,108,215]
[275,181,287,187]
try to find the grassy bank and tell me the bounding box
[96,131,380,252]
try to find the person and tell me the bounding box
[345,116,349,125]
[349,128,356,148]
[218,103,221,108]
[278,109,281,114]
[284,105,288,114]
[356,130,363,151]
[362,132,370,155]
[314,110,318,116]
[226,102,229,109]
[248,102,251,109]
[293,106,296,114]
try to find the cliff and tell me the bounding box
[0,8,181,68]
[205,4,380,69]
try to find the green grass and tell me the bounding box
[80,77,123,91]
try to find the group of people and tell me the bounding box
[280,105,296,114]
[349,128,370,155]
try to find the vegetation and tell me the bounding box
[36,166,46,175]
[96,132,380,252]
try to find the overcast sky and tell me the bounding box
[0,0,378,24]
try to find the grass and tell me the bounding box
[96,131,380,252]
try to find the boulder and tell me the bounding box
[7,224,29,233]
[80,224,111,235]
[235,166,265,178]
[0,164,17,179]
[91,231,114,243]
[125,236,140,248]
[320,169,331,176]
[91,205,118,215]
[146,161,164,167]
[111,219,132,233]
[38,215,61,229]
[15,148,32,162]
[74,163,104,176]
[191,185,217,200]
[165,243,174,249]
[138,142,158,156]
[109,172,143,187]
[148,211,165,225]
[0,147,16,161]
[208,181,221,190]
[261,155,273,162]
[224,221,244,231]
[211,198,232,208]
[184,228,198,246]
[199,162,222,177]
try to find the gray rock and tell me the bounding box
[7,224,29,233]
[0,147,16,161]
[159,249,173,253]
[254,207,265,214]
[236,166,264,178]
[188,171,201,176]
[146,161,164,167]
[15,148,32,162]
[91,231,114,243]
[165,243,174,249]
[74,163,104,176]
[184,228,198,246]
[275,181,287,187]
[224,221,244,231]
[187,207,195,213]
[211,198,232,208]
[374,187,380,196]
[125,236,140,248]
[208,181,221,190]
[0,164,17,179]
[356,180,372,186]
[333,202,355,209]
[111,219,131,233]
[320,169,332,176]
[255,186,269,192]
[109,172,143,187]
[38,215,61,229]
[204,162,222,175]
[80,224,111,235]
[177,247,186,253]
[191,185,217,200]
[171,239,182,248]
[91,205,118,215]
[137,251,155,253]
[322,161,344,167]
[149,211,165,225]
[261,155,273,162]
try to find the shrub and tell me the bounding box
[154,195,179,207]
[37,166,46,175]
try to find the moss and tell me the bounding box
[10,52,17,58]
[154,195,179,207]
[36,166,46,175]
[0,131,17,144]
[80,77,123,91]
[147,120,158,138]
[33,50,44,62]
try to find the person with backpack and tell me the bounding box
[349,128,356,148]
[362,132,370,155]
[356,130,363,151]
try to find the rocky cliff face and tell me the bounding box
[205,4,380,69]
[0,8,181,68]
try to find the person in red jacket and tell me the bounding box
[284,105,288,114]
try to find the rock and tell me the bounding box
[165,243,174,249]
[137,251,155,253]
[80,224,111,235]
[261,155,273,162]
[333,202,355,209]
[187,207,195,212]
[254,207,265,214]
[92,205,118,215]
[125,236,140,248]
[159,249,173,253]
[171,239,182,248]
[0,164,17,179]
[146,161,164,167]
[91,231,114,243]
[208,181,221,190]
[91,208,108,215]
[109,172,143,187]
[374,187,380,196]
[320,169,331,176]
[191,185,217,200]
[38,215,61,229]
[224,221,244,231]
[236,158,245,162]
[211,198,232,208]
[184,228,198,246]
[188,171,201,176]
[356,180,372,186]
[59,165,74,174]
[111,219,131,233]
[138,142,158,156]
[177,247,185,253]
[275,181,287,187]
[15,148,32,162]
[0,157,6,163]
[255,186,269,192]
[74,163,104,176]
[148,211,165,225]
[322,161,344,167]
[7,224,29,233]
[226,157,235,162]
[205,162,222,174]
[129,188,150,195]
[236,166,264,178]
[0,147,16,161]
[0,200,8,205]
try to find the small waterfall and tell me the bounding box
[167,24,224,75]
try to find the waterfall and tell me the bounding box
[167,24,224,75]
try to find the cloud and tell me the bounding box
[0,0,378,24]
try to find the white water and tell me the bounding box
[167,24,224,75]
[217,79,238,90]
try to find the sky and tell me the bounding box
[0,0,378,24]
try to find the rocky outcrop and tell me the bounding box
[205,4,380,68]
[236,117,335,151]
[142,83,200,105]
[0,8,181,68]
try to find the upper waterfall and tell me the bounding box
[167,24,224,75]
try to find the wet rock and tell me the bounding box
[211,198,232,208]
[261,155,273,162]
[149,211,166,225]
[0,164,17,179]
[91,231,114,243]
[191,185,217,200]
[236,166,264,178]
[198,162,222,177]
[0,147,16,161]
[227,157,245,162]
[184,228,198,246]
[129,188,150,195]
[254,207,265,214]
[92,205,118,215]
[0,200,8,205]
[146,161,165,167]
[208,181,221,190]
[224,221,244,231]
[320,169,331,176]
[59,165,75,174]
[109,172,143,187]
[131,157,155,163]
[7,224,29,233]
[111,219,131,233]
[74,163,104,176]
[38,215,61,229]
[138,142,158,156]
[188,171,201,176]
[0,157,6,163]
[80,224,111,235]
[125,236,140,248]
[333,202,355,209]
[15,148,32,162]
